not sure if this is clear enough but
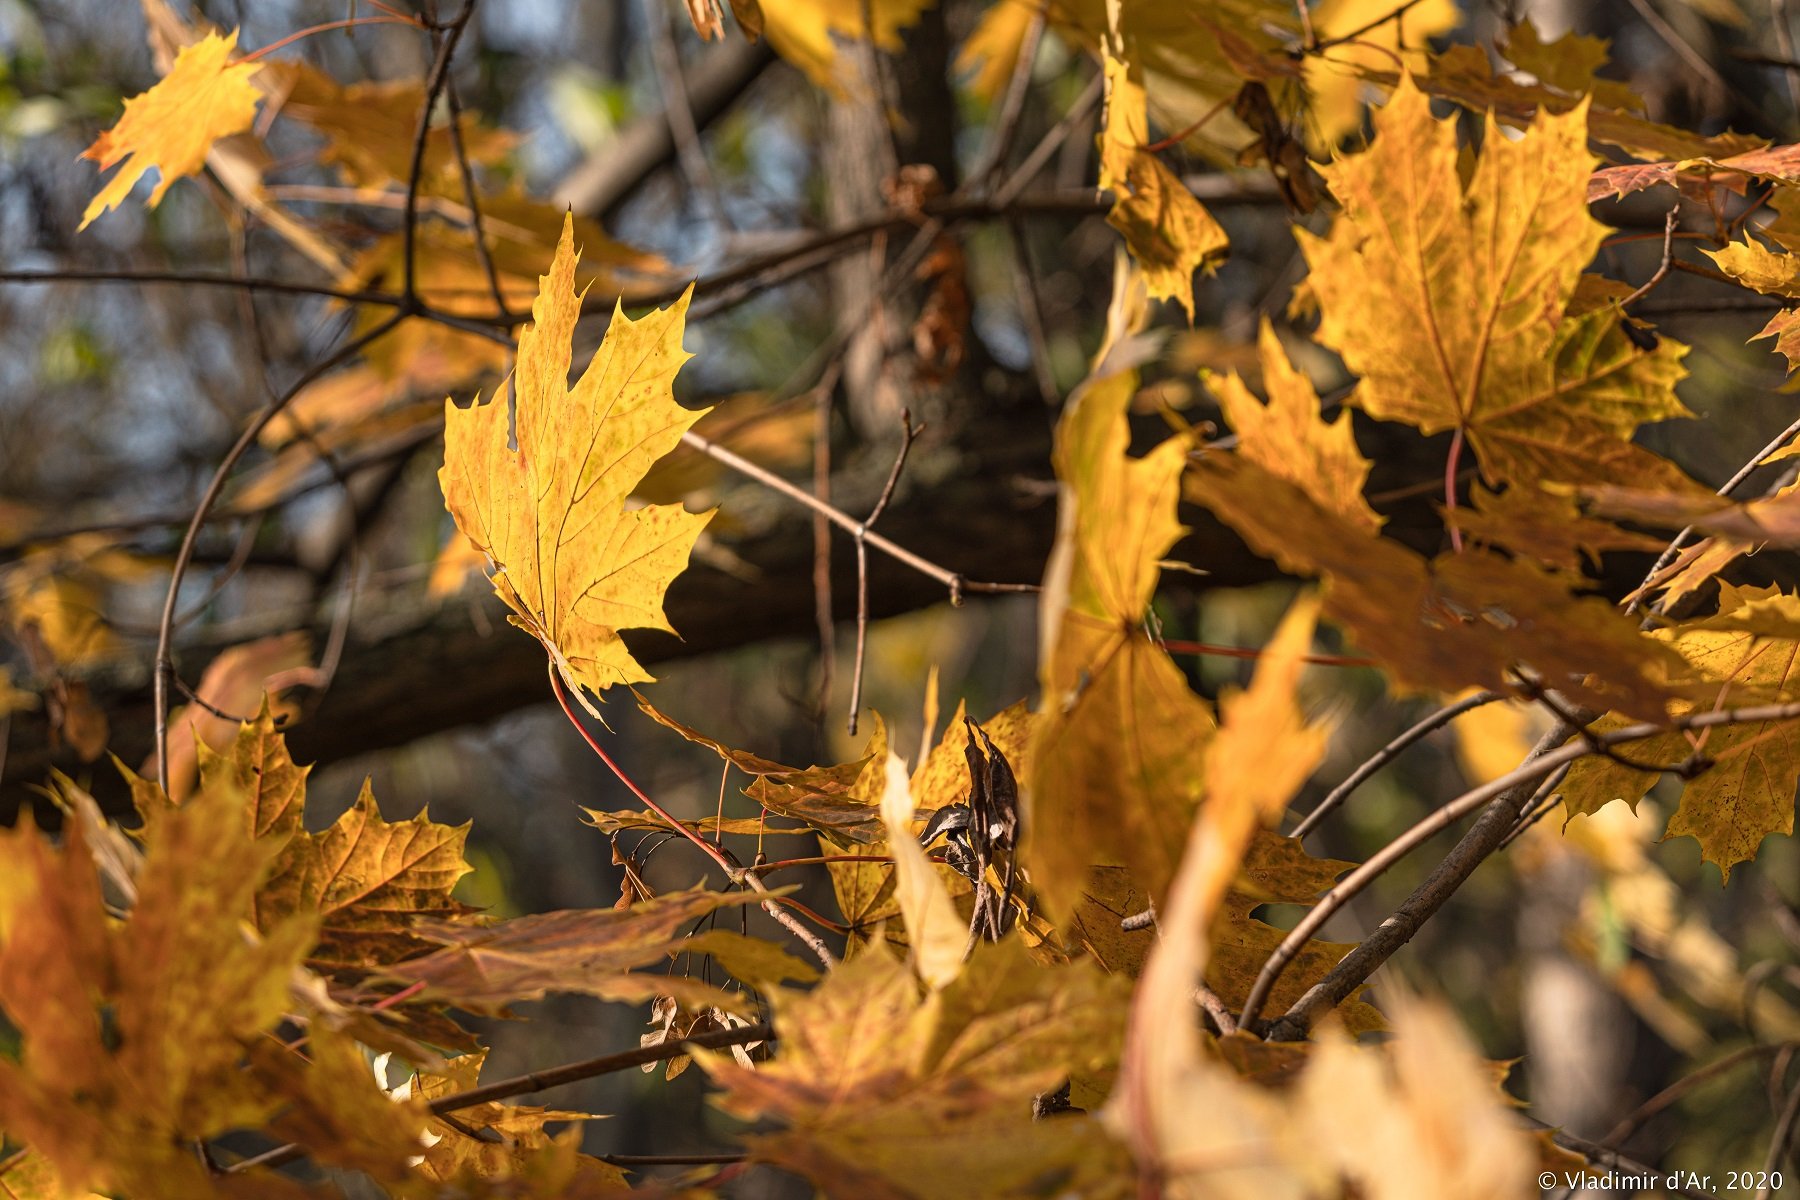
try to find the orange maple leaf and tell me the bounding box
[79,29,262,229]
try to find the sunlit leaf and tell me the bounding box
[79,30,261,228]
[1300,75,1696,489]
[440,214,713,713]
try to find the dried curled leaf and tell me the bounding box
[1186,451,1692,721]
[440,214,713,713]
[79,30,262,229]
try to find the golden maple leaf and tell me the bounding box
[1212,319,1382,535]
[0,775,316,1196]
[1300,74,1695,489]
[1561,583,1800,879]
[761,0,934,93]
[1098,52,1228,320]
[1026,364,1217,923]
[79,29,262,230]
[700,940,1132,1197]
[440,213,713,713]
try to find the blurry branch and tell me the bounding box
[1254,698,1800,1040]
[1600,1042,1794,1148]
[1288,690,1502,840]
[553,36,776,220]
[152,0,481,796]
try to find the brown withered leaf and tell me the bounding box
[1420,37,1763,164]
[381,887,765,1013]
[701,939,1132,1199]
[404,1049,627,1191]
[0,775,315,1197]
[261,59,514,195]
[1186,451,1691,720]
[1582,478,1800,546]
[1450,486,1666,573]
[1588,141,1800,203]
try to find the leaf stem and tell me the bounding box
[1444,423,1465,553]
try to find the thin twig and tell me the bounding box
[847,412,920,735]
[1622,0,1736,97]
[1495,762,1571,851]
[550,668,737,876]
[1627,412,1800,616]
[970,1,1050,191]
[151,312,406,796]
[550,671,836,969]
[1758,1073,1800,1197]
[1253,697,1800,1039]
[643,0,728,224]
[993,73,1105,210]
[442,78,507,313]
[677,427,1036,602]
[1601,1042,1792,1148]
[602,1153,747,1166]
[402,3,477,300]
[1308,0,1429,53]
[1289,691,1502,840]
[1196,984,1238,1036]
[226,1021,772,1175]
[1535,1120,1721,1200]
[810,365,841,723]
[1620,207,1682,309]
[1007,218,1059,405]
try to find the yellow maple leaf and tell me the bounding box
[0,774,316,1196]
[79,29,262,229]
[1705,237,1800,373]
[701,939,1131,1197]
[1302,0,1459,149]
[1098,53,1228,320]
[1212,319,1382,535]
[440,213,713,713]
[1561,583,1800,879]
[1300,74,1696,489]
[1026,361,1216,922]
[762,0,935,94]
